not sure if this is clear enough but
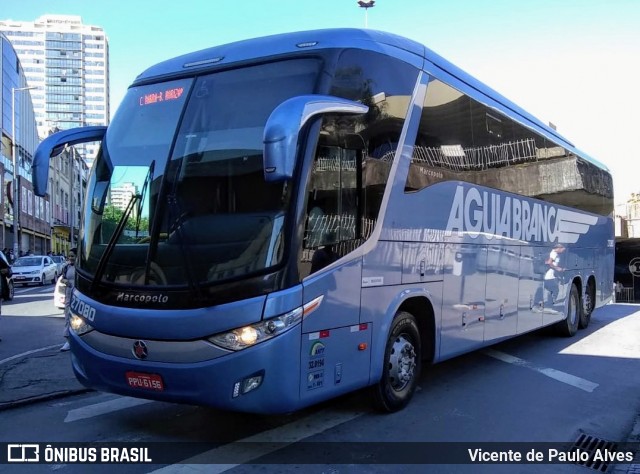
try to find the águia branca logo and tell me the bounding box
[445,185,598,243]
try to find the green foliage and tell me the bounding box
[101,204,149,243]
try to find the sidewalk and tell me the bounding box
[0,344,90,410]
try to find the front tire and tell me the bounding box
[555,283,581,337]
[371,311,421,412]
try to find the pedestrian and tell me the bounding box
[59,247,77,352]
[615,281,624,302]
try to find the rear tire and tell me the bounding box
[579,280,595,329]
[371,311,421,412]
[555,283,581,337]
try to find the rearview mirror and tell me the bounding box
[263,95,368,182]
[32,126,107,196]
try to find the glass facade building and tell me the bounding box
[1,32,48,254]
[0,14,110,168]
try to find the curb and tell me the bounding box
[0,388,94,412]
[625,413,640,474]
[0,346,93,412]
[613,413,640,474]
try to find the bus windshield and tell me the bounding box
[82,58,321,288]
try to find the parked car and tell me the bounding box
[11,255,58,286]
[52,255,65,274]
[0,250,14,301]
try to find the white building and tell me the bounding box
[0,14,109,167]
[110,182,138,212]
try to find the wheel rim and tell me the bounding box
[388,334,416,392]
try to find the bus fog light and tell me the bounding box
[232,372,264,398]
[70,314,94,335]
[242,374,263,394]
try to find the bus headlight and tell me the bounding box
[208,295,323,351]
[209,307,302,351]
[70,313,94,336]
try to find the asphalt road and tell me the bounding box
[0,290,639,473]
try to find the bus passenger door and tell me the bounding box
[440,243,486,359]
[298,137,369,402]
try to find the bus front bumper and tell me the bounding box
[69,327,303,414]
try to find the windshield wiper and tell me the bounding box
[91,190,140,290]
[91,162,157,289]
[135,161,154,240]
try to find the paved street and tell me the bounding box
[0,291,639,472]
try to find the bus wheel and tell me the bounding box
[372,311,421,412]
[555,283,580,337]
[579,280,595,329]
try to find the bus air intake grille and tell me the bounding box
[570,432,618,472]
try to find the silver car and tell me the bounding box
[51,255,65,274]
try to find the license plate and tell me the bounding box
[125,371,164,391]
[14,276,24,280]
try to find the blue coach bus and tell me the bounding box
[33,29,614,414]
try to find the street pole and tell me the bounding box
[11,86,37,257]
[357,0,375,28]
[70,151,75,249]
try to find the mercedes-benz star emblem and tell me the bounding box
[133,340,148,360]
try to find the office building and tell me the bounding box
[0,14,109,167]
[1,32,50,255]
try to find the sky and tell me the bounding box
[2,0,639,205]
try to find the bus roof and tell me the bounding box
[132,28,608,172]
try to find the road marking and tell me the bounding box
[149,407,365,473]
[483,349,599,393]
[0,345,61,366]
[64,396,154,423]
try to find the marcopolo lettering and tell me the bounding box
[445,185,597,244]
[116,293,169,304]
